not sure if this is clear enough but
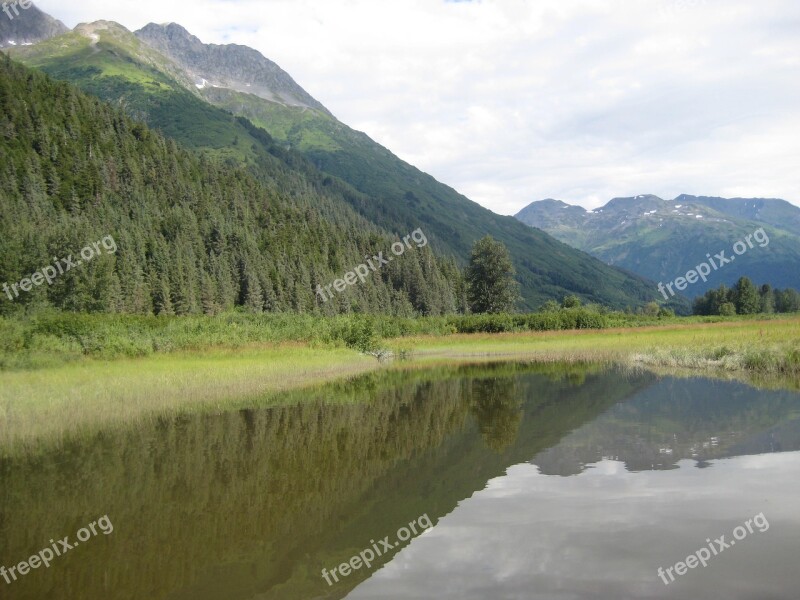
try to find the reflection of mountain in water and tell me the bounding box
[0,363,651,600]
[4,365,797,599]
[532,377,800,476]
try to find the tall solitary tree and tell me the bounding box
[465,235,520,313]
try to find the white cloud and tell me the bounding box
[36,0,800,213]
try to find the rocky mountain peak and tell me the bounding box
[0,1,68,47]
[135,22,331,115]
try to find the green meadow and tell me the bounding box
[1,311,798,455]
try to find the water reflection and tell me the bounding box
[1,364,799,600]
[348,454,800,600]
[533,377,800,475]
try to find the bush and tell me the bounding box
[449,314,519,334]
[573,309,608,329]
[444,308,608,334]
[332,317,380,353]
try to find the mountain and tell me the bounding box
[0,1,67,47]
[0,55,465,316]
[6,20,270,163]
[516,195,800,295]
[135,22,330,115]
[6,12,675,311]
[128,21,669,311]
[675,194,800,233]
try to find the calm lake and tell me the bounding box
[1,363,799,599]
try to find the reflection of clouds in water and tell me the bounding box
[347,453,800,600]
[531,376,800,476]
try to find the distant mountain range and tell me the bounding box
[516,194,800,295]
[2,4,681,312]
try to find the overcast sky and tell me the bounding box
[35,0,800,214]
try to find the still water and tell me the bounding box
[1,363,799,599]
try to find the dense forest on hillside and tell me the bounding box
[9,21,671,311]
[0,56,466,317]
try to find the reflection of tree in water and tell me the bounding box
[469,377,523,453]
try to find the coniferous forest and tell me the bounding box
[0,56,466,317]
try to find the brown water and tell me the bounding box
[1,363,799,599]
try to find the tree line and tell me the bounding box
[0,56,470,317]
[693,277,800,316]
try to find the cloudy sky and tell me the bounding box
[36,0,800,214]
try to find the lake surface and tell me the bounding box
[1,363,799,599]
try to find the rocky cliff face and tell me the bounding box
[135,22,331,115]
[0,2,68,47]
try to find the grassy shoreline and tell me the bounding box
[2,309,795,371]
[1,316,798,454]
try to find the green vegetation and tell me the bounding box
[0,55,464,318]
[465,235,520,313]
[516,195,800,296]
[3,309,799,371]
[693,277,800,315]
[203,87,342,152]
[401,317,800,385]
[0,309,610,370]
[8,25,673,311]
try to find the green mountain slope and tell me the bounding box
[0,55,465,316]
[129,22,668,311]
[7,21,271,165]
[516,195,800,295]
[10,15,674,310]
[677,194,800,234]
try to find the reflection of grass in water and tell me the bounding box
[1,318,797,455]
[400,317,800,385]
[0,359,602,458]
[0,346,376,456]
[0,361,642,600]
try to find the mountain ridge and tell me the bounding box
[135,22,332,116]
[126,20,673,310]
[4,7,683,311]
[516,195,800,295]
[0,2,67,48]
[0,54,465,316]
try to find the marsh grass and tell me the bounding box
[398,318,800,383]
[0,346,377,455]
[2,310,793,372]
[1,314,798,456]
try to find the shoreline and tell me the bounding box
[1,317,798,455]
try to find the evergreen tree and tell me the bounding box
[732,277,760,315]
[0,56,467,318]
[465,236,520,314]
[760,284,775,314]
